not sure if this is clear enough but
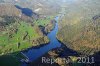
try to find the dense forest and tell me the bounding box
[57,0,100,56]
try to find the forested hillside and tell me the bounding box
[57,0,100,55]
[2,0,62,16]
[0,2,56,66]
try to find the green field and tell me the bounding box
[0,21,44,55]
[0,19,51,66]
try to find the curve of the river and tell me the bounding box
[21,16,61,64]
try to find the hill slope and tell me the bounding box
[57,0,100,55]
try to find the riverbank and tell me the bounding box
[28,42,100,66]
[27,42,79,66]
[22,15,79,66]
[0,15,56,66]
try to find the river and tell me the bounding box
[21,16,62,66]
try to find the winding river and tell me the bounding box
[22,16,61,64]
[21,12,79,66]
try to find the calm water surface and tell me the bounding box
[22,16,61,62]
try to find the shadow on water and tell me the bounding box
[22,21,61,62]
[0,51,22,66]
[0,15,99,66]
[21,16,61,62]
[91,51,100,65]
[21,16,79,65]
[58,42,79,57]
[15,5,37,17]
[22,43,50,52]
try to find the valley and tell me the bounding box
[0,0,100,66]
